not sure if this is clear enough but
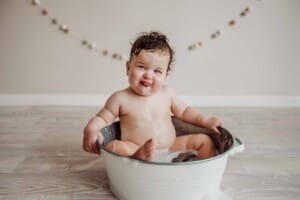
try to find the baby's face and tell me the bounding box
[126,49,170,96]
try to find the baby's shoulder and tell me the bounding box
[161,85,177,96]
[110,89,126,97]
[106,88,128,104]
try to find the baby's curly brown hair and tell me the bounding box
[129,31,175,73]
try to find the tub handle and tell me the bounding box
[229,137,244,156]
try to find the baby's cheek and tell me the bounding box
[156,77,165,85]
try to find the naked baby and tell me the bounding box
[83,31,223,161]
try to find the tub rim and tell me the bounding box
[100,136,242,166]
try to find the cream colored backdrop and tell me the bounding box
[0,0,299,105]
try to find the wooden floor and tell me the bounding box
[0,106,299,200]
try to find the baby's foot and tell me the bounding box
[131,139,156,161]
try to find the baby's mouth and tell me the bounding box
[140,80,151,87]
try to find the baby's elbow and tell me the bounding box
[182,106,200,121]
[174,105,189,119]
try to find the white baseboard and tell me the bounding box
[181,95,300,107]
[0,94,299,107]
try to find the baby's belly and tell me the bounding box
[120,120,176,148]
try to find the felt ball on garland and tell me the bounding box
[190,44,196,50]
[245,7,250,13]
[59,25,70,34]
[117,55,125,60]
[88,43,96,49]
[112,53,118,59]
[42,9,48,16]
[82,40,88,45]
[32,0,40,6]
[51,18,58,24]
[229,20,236,26]
[188,45,194,51]
[188,42,201,51]
[102,50,109,56]
[211,33,217,39]
[211,30,221,39]
[240,7,250,17]
[240,11,246,17]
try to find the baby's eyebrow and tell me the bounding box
[136,61,145,65]
[156,66,167,70]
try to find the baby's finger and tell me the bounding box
[91,142,99,154]
[86,138,96,153]
[218,122,224,128]
[83,139,91,152]
[94,141,101,154]
[212,127,221,136]
[84,144,92,153]
[212,119,222,127]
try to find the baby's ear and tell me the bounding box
[126,61,131,75]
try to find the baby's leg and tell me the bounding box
[170,134,216,159]
[131,139,156,161]
[105,140,139,156]
[105,139,155,161]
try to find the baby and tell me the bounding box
[83,31,223,161]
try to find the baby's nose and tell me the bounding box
[143,70,153,78]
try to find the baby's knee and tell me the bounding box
[193,134,216,159]
[201,134,215,148]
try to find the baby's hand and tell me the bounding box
[203,117,223,136]
[83,125,104,154]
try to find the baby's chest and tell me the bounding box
[121,101,170,119]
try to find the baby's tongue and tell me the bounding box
[141,81,150,87]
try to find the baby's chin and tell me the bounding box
[136,91,153,96]
[131,87,155,96]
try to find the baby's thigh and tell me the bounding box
[170,134,214,151]
[169,135,191,151]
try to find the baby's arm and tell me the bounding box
[168,88,222,134]
[83,93,121,154]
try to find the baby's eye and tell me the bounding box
[138,65,145,69]
[154,69,162,74]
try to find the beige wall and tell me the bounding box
[0,0,299,96]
